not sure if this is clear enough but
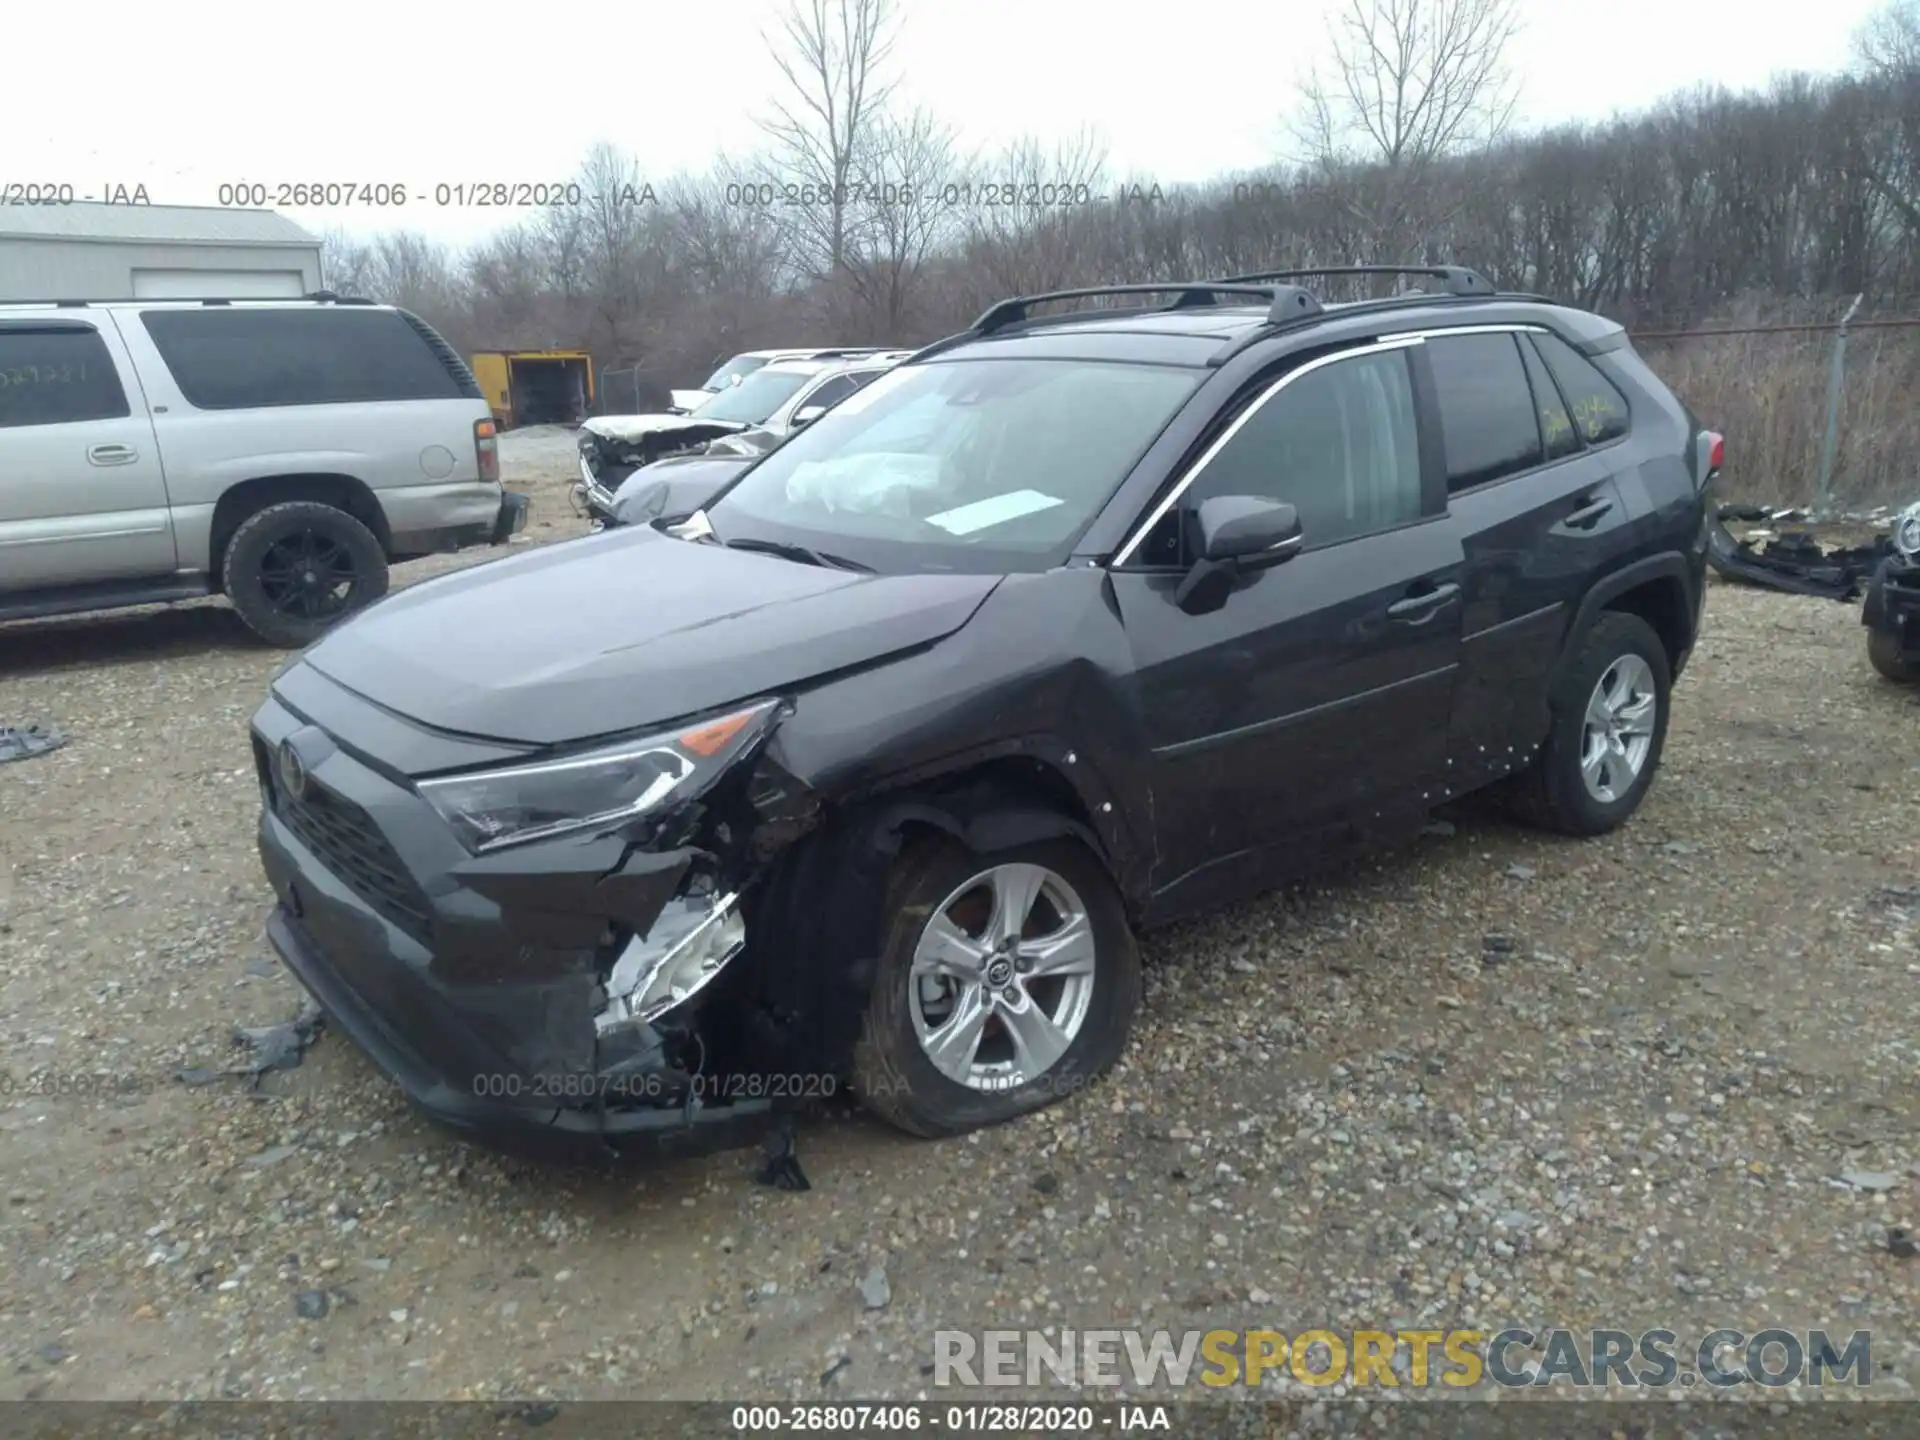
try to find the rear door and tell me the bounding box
[1423,328,1632,786]
[1111,340,1464,907]
[0,316,175,591]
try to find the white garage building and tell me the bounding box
[0,202,324,301]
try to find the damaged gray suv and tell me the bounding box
[252,266,1718,1162]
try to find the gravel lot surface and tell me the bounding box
[1,436,1916,1407]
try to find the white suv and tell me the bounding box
[0,296,527,647]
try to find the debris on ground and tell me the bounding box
[174,1000,325,1090]
[1707,503,1892,600]
[858,1265,892,1310]
[0,724,65,764]
[232,1000,325,1077]
[757,1110,811,1191]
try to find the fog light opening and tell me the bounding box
[595,891,746,1035]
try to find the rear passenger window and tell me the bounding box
[0,327,131,429]
[1519,336,1581,461]
[1531,331,1630,445]
[1427,333,1543,491]
[140,308,465,410]
[803,376,857,411]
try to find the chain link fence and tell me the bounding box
[1631,307,1920,514]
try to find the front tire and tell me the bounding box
[1509,611,1672,836]
[223,501,390,649]
[854,835,1140,1138]
[1868,630,1918,684]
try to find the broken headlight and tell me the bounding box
[418,699,780,853]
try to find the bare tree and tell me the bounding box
[842,107,959,331]
[758,0,901,279]
[1855,0,1920,75]
[1296,0,1522,169]
[1290,0,1520,261]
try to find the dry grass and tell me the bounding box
[1642,307,1920,511]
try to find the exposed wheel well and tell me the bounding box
[209,475,390,591]
[1601,576,1689,673]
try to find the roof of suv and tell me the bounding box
[0,294,392,312]
[907,267,1626,369]
[757,350,915,379]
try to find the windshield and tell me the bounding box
[701,354,771,391]
[706,358,1201,571]
[693,368,815,424]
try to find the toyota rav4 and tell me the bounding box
[251,265,1721,1161]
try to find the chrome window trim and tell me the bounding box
[1111,334,1427,568]
[1377,322,1550,342]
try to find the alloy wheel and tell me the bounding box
[907,862,1097,1091]
[1579,653,1658,803]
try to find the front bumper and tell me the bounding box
[571,454,619,526]
[249,685,774,1163]
[1863,556,1920,663]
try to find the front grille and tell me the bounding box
[256,735,435,943]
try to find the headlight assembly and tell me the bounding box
[1894,501,1920,563]
[417,699,780,853]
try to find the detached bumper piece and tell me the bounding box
[491,490,530,545]
[1707,505,1891,601]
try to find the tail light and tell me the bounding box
[475,418,500,483]
[1694,428,1724,489]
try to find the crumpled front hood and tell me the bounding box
[583,413,747,445]
[299,527,1004,746]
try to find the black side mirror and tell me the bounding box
[1175,496,1304,613]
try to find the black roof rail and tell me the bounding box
[1216,264,1495,298]
[971,282,1320,336]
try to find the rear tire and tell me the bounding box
[1868,630,1919,684]
[1507,611,1671,837]
[223,501,389,649]
[854,834,1139,1139]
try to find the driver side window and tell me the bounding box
[1184,349,1422,552]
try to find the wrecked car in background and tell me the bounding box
[251,266,1716,1163]
[575,352,911,526]
[606,452,753,531]
[1864,501,1920,682]
[670,345,898,413]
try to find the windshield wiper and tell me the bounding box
[722,536,873,573]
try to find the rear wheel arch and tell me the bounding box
[1561,554,1694,680]
[209,474,391,588]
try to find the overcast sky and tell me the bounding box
[10,0,1887,247]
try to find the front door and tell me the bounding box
[1111,341,1464,914]
[0,317,174,592]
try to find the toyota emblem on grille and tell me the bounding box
[277,738,310,800]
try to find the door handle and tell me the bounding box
[1386,581,1460,621]
[1564,495,1614,529]
[87,443,138,466]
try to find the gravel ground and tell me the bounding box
[1,441,1917,1406]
